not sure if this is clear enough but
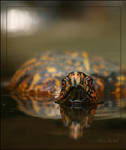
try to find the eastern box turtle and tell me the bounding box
[8,50,126,139]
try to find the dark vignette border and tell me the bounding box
[1,1,124,150]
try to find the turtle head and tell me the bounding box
[55,72,98,108]
[55,71,100,139]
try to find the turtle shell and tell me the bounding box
[8,50,119,95]
[9,50,126,119]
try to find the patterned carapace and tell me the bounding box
[9,50,126,111]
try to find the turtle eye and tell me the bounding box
[62,80,66,88]
[89,78,93,87]
[85,76,93,87]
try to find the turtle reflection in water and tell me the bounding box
[9,51,126,139]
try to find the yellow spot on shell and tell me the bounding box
[104,71,108,76]
[67,60,72,65]
[55,78,61,89]
[21,58,36,68]
[115,82,120,86]
[71,52,78,57]
[96,78,104,92]
[116,87,120,93]
[29,73,41,90]
[82,52,90,72]
[54,73,62,77]
[40,55,49,60]
[17,76,31,92]
[117,75,126,81]
[93,65,99,73]
[34,62,41,66]
[31,99,40,113]
[99,64,105,69]
[47,67,56,73]
[112,86,120,100]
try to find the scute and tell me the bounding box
[9,51,119,97]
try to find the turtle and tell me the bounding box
[8,50,126,139]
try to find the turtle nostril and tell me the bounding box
[69,100,82,108]
[66,98,91,109]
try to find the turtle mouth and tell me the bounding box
[68,100,83,109]
[63,98,92,109]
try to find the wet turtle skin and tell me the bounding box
[8,50,126,139]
